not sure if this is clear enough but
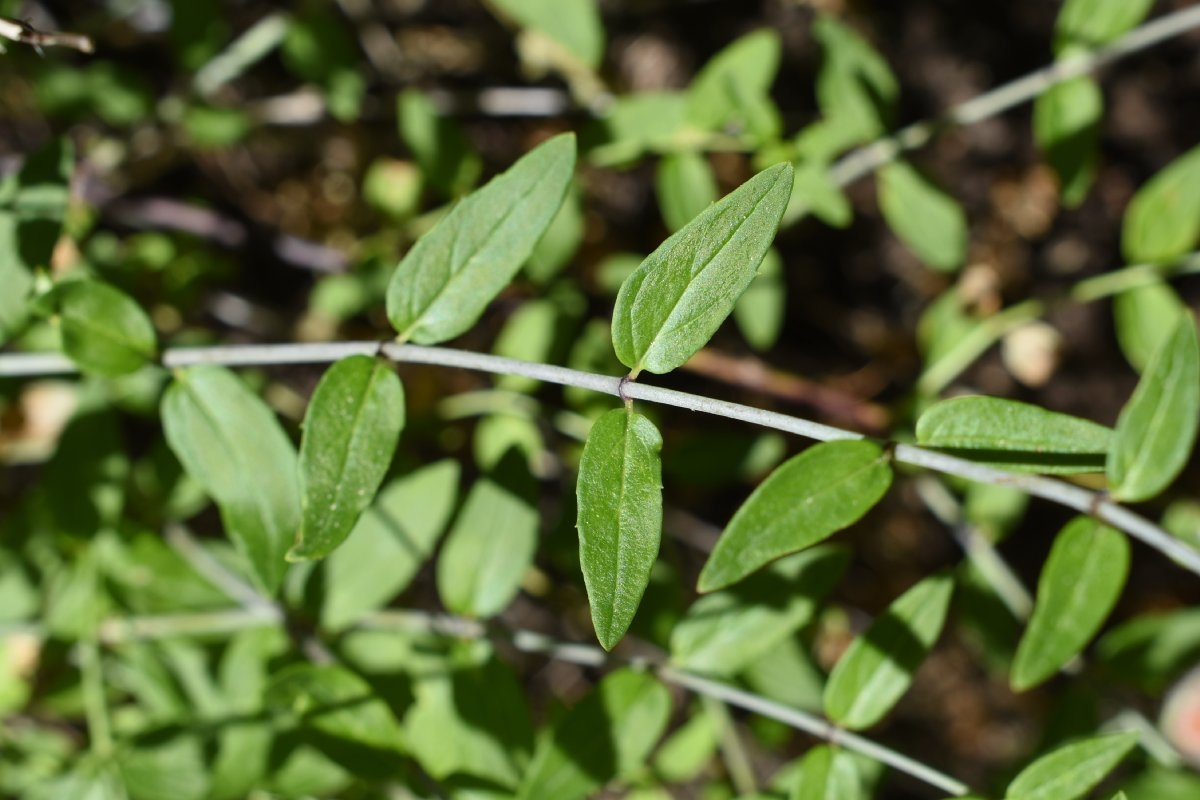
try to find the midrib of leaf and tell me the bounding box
[1119,345,1188,490]
[399,164,549,342]
[62,308,153,359]
[1026,527,1107,669]
[309,362,384,520]
[606,415,638,642]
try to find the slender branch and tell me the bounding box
[0,15,93,53]
[828,4,1200,187]
[1,340,1197,575]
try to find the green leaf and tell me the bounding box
[1098,607,1200,693]
[387,133,576,343]
[671,546,849,676]
[1055,0,1155,54]
[490,0,604,69]
[612,162,793,376]
[1107,314,1200,501]
[321,460,459,630]
[784,160,852,228]
[812,17,898,142]
[266,663,405,755]
[878,160,968,272]
[698,440,892,592]
[656,151,718,231]
[1004,732,1139,800]
[653,703,719,782]
[733,247,785,351]
[1011,518,1130,690]
[1122,143,1200,264]
[525,184,585,283]
[1114,281,1187,373]
[577,408,663,650]
[397,89,481,197]
[592,92,688,166]
[823,572,955,730]
[916,396,1113,474]
[685,30,782,136]
[437,449,538,618]
[162,366,300,593]
[52,280,157,377]
[289,356,405,561]
[518,669,671,800]
[791,745,864,800]
[1033,77,1102,208]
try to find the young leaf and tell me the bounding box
[397,88,481,197]
[1011,518,1130,691]
[792,744,864,800]
[812,17,898,142]
[1033,77,1101,208]
[577,408,663,651]
[1055,0,1155,54]
[53,280,158,377]
[1003,732,1139,800]
[878,160,968,272]
[823,572,955,730]
[916,396,1112,474]
[1108,314,1200,502]
[1122,143,1200,264]
[656,151,718,231]
[387,133,576,344]
[289,356,405,561]
[1114,281,1187,373]
[437,449,538,618]
[612,162,793,376]
[698,440,891,592]
[162,366,300,593]
[265,663,404,755]
[490,0,605,69]
[733,247,785,351]
[685,29,782,135]
[671,546,849,676]
[518,669,670,800]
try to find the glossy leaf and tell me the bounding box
[878,160,968,272]
[612,162,793,376]
[1011,518,1130,690]
[698,440,892,592]
[1114,281,1187,373]
[437,449,538,618]
[162,366,300,593]
[656,151,718,231]
[824,572,955,730]
[1004,732,1139,800]
[791,745,864,800]
[672,546,849,676]
[1108,314,1200,501]
[577,408,663,650]
[1055,0,1155,54]
[321,460,459,630]
[916,396,1112,474]
[518,669,670,800]
[387,133,576,343]
[290,356,405,561]
[733,247,786,351]
[1033,77,1101,208]
[1122,143,1200,264]
[265,663,404,754]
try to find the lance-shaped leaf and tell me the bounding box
[1033,76,1101,208]
[698,440,891,592]
[656,151,718,231]
[1003,732,1139,800]
[1122,143,1200,264]
[1108,314,1200,502]
[792,744,864,800]
[55,280,158,377]
[612,162,793,376]
[1012,518,1129,691]
[1114,281,1187,373]
[878,160,968,272]
[824,572,955,730]
[289,356,405,561]
[917,396,1112,474]
[671,546,849,676]
[577,408,663,650]
[387,133,576,343]
[162,366,300,593]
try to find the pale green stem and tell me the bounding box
[702,695,759,795]
[79,635,113,758]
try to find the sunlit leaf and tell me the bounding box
[53,280,158,377]
[824,572,955,730]
[1003,732,1139,800]
[686,29,782,138]
[266,663,405,755]
[791,744,864,800]
[1011,518,1129,690]
[1055,0,1155,54]
[698,440,891,592]
[878,160,968,272]
[1033,77,1101,208]
[1114,281,1187,373]
[387,134,576,344]
[612,162,793,376]
[1122,143,1200,264]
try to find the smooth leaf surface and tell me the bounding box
[916,396,1113,474]
[577,408,663,650]
[733,247,785,351]
[685,29,781,135]
[699,440,892,592]
[1004,732,1139,800]
[1033,76,1101,207]
[518,669,670,800]
[824,572,955,730]
[812,17,897,142]
[387,133,575,343]
[791,745,864,800]
[397,88,480,197]
[321,460,459,630]
[612,162,793,376]
[656,151,718,231]
[290,356,405,561]
[672,546,849,676]
[1011,517,1130,690]
[878,160,968,272]
[55,280,158,377]
[1108,314,1200,501]
[162,366,300,593]
[491,0,604,69]
[1122,143,1200,264]
[437,449,538,618]
[265,663,404,754]
[1055,0,1155,53]
[1114,281,1187,373]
